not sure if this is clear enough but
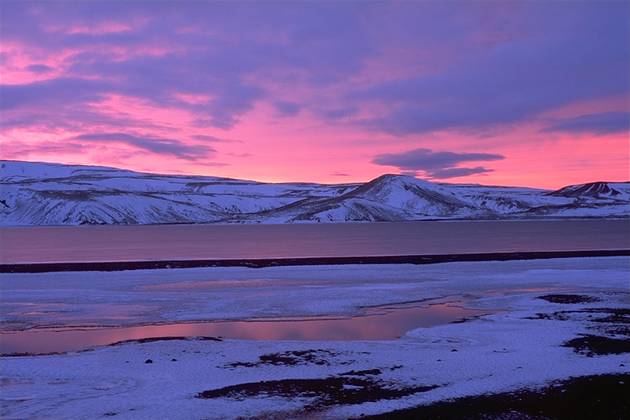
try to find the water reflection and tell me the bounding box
[0,301,492,354]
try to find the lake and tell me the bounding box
[1,219,629,264]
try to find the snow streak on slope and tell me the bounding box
[0,160,628,225]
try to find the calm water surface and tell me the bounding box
[2,219,629,264]
[0,300,493,354]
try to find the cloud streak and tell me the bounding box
[72,133,215,160]
[372,148,505,179]
[543,112,630,135]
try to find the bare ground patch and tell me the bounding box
[108,336,223,347]
[196,375,438,412]
[362,373,630,420]
[524,298,630,357]
[226,349,365,368]
[537,294,600,304]
[563,334,630,356]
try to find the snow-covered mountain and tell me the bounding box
[547,181,630,200]
[1,160,628,225]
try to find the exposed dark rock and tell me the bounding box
[563,334,630,356]
[538,294,600,304]
[108,336,222,347]
[197,375,437,411]
[547,182,624,198]
[527,307,629,323]
[227,349,340,368]
[362,374,630,420]
[339,369,382,377]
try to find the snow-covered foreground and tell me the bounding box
[1,257,629,418]
[1,257,627,330]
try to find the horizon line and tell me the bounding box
[2,158,629,191]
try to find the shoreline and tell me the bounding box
[2,215,629,228]
[2,249,629,273]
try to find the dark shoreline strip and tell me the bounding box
[1,249,628,273]
[362,373,630,420]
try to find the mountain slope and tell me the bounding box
[0,160,628,225]
[257,175,480,222]
[0,160,354,225]
[547,181,630,200]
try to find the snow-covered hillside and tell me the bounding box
[0,160,628,225]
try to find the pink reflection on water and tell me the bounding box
[0,302,493,354]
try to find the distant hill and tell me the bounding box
[547,181,630,199]
[1,160,628,225]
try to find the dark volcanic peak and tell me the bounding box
[548,182,628,199]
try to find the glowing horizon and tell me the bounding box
[1,1,628,189]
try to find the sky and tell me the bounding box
[0,1,628,188]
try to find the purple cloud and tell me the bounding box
[319,106,358,121]
[0,78,110,110]
[373,148,504,179]
[1,2,373,130]
[191,134,241,143]
[0,141,87,158]
[543,112,630,135]
[429,166,494,179]
[26,64,54,73]
[274,101,301,117]
[353,3,629,135]
[72,133,214,160]
[0,0,627,168]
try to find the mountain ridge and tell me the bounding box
[1,160,628,225]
